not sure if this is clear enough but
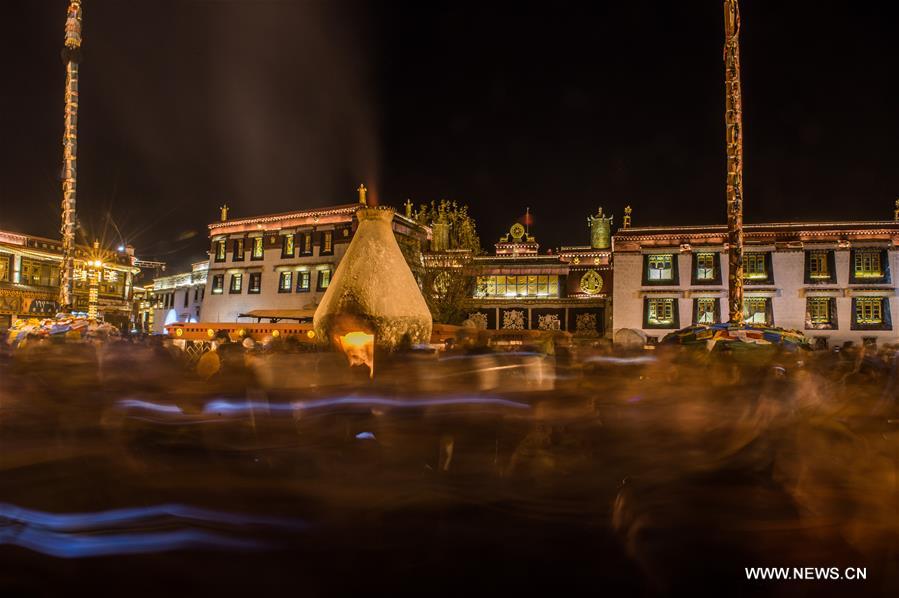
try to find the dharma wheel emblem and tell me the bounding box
[579,269,603,294]
[509,223,526,241]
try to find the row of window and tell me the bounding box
[213,231,334,262]
[644,296,892,330]
[474,275,561,298]
[154,287,205,309]
[210,270,332,295]
[643,249,890,286]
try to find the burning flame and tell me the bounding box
[338,331,375,378]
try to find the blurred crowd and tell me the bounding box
[1,331,897,594]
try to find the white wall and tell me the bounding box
[201,239,347,323]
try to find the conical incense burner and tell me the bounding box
[314,206,432,350]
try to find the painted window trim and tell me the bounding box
[642,254,679,286]
[804,249,836,284]
[691,252,722,286]
[643,296,680,329]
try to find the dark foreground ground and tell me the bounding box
[1,339,897,596]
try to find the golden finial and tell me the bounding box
[894,199,899,222]
[358,184,368,205]
[404,199,413,218]
[623,205,632,229]
[220,204,229,222]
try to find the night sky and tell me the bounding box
[1,1,896,270]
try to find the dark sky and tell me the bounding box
[1,1,896,270]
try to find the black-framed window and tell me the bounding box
[251,236,264,260]
[804,250,836,284]
[281,234,295,259]
[849,248,890,284]
[296,271,311,292]
[851,296,892,330]
[743,297,773,325]
[232,238,245,261]
[248,272,262,294]
[320,231,334,255]
[299,232,314,256]
[643,297,679,329]
[691,252,721,285]
[278,271,292,293]
[211,274,224,294]
[805,296,837,330]
[643,254,678,285]
[229,273,243,293]
[693,297,720,325]
[183,290,189,307]
[744,252,774,285]
[214,240,226,262]
[317,269,332,291]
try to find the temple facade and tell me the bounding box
[460,209,613,338]
[0,229,142,331]
[200,194,430,323]
[612,219,899,348]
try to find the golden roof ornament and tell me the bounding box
[623,205,632,229]
[219,204,229,222]
[357,184,368,205]
[404,199,413,219]
[894,199,899,222]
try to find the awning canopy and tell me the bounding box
[236,309,316,322]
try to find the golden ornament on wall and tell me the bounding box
[579,269,603,295]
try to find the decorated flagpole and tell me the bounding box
[724,0,744,324]
[59,1,83,311]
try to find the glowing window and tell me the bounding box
[278,271,292,293]
[318,269,331,290]
[211,274,224,294]
[321,231,333,254]
[743,297,770,324]
[646,255,674,281]
[744,254,768,279]
[232,238,245,261]
[0,253,11,282]
[647,298,675,325]
[252,237,264,259]
[807,297,832,324]
[248,272,262,294]
[282,235,295,258]
[855,297,883,324]
[229,273,242,293]
[854,250,882,278]
[695,298,717,324]
[808,251,829,279]
[296,271,310,292]
[695,253,716,280]
[473,275,559,298]
[214,240,226,262]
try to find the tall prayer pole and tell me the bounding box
[724,0,744,324]
[59,1,83,310]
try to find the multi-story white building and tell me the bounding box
[146,261,208,333]
[200,198,430,323]
[612,220,899,348]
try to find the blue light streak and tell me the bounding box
[0,503,308,559]
[116,399,183,414]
